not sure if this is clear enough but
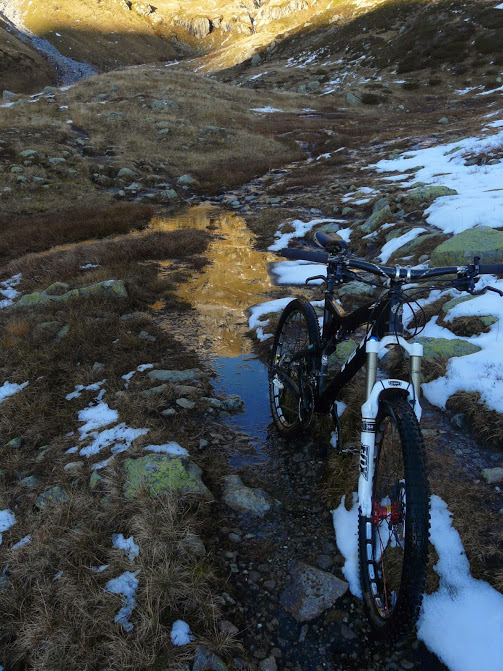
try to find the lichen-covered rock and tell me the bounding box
[328,339,357,371]
[123,454,213,500]
[404,185,457,207]
[430,226,503,266]
[361,204,392,234]
[35,486,69,509]
[481,467,503,485]
[222,475,275,516]
[12,280,127,309]
[279,561,348,622]
[416,336,481,360]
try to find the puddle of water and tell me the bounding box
[154,205,282,463]
[154,204,278,357]
[212,354,271,467]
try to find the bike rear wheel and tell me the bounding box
[269,298,320,437]
[358,396,429,641]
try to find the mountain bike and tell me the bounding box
[268,230,503,641]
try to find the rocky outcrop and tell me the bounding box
[123,454,213,500]
[11,280,127,310]
[430,226,503,266]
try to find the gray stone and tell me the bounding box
[19,150,38,158]
[12,280,127,310]
[161,408,176,417]
[346,92,361,104]
[3,90,18,101]
[19,475,38,488]
[148,368,204,383]
[48,157,66,165]
[193,645,228,671]
[137,330,156,342]
[177,174,196,186]
[259,657,277,671]
[219,619,239,636]
[481,467,503,485]
[279,561,348,622]
[64,461,84,474]
[431,226,503,266]
[184,531,206,557]
[140,384,168,396]
[251,54,261,67]
[438,117,449,124]
[36,486,70,509]
[222,475,275,517]
[202,395,244,413]
[160,189,178,200]
[176,398,196,410]
[117,167,139,178]
[44,282,71,296]
[6,436,22,448]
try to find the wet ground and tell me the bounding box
[153,205,502,671]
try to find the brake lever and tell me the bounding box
[468,285,503,297]
[305,275,327,285]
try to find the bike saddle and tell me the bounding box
[314,231,348,254]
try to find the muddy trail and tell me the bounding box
[150,205,501,671]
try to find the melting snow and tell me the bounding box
[269,218,345,252]
[0,510,16,545]
[143,442,188,456]
[0,381,29,404]
[0,274,22,309]
[171,619,193,646]
[105,570,140,633]
[112,534,139,562]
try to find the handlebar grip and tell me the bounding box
[280,247,329,263]
[478,264,503,275]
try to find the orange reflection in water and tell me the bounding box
[154,205,278,357]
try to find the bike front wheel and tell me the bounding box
[358,396,430,641]
[268,298,320,437]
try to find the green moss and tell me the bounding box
[431,226,503,266]
[417,336,481,361]
[123,454,212,500]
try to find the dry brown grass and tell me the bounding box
[0,203,154,266]
[446,391,503,447]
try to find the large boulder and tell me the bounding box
[123,454,213,500]
[279,561,348,622]
[361,203,392,234]
[417,336,481,360]
[430,226,503,266]
[404,185,457,207]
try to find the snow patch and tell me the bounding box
[0,380,29,404]
[171,619,193,646]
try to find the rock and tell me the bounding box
[316,554,334,570]
[177,174,196,186]
[160,189,178,200]
[222,475,275,517]
[315,222,340,235]
[137,330,156,342]
[35,486,70,509]
[259,657,277,671]
[148,368,204,384]
[438,117,449,124]
[346,92,361,104]
[173,385,199,396]
[202,395,244,413]
[395,232,445,256]
[176,398,196,410]
[3,90,18,101]
[54,325,70,342]
[161,408,176,417]
[251,54,261,67]
[64,461,84,474]
[6,436,23,449]
[193,645,228,671]
[48,157,66,165]
[328,339,357,370]
[19,150,38,158]
[117,167,139,178]
[219,619,239,636]
[44,282,71,296]
[441,295,475,313]
[404,186,457,207]
[430,226,503,266]
[481,467,503,485]
[184,531,206,556]
[279,561,348,622]
[89,471,103,489]
[12,280,127,310]
[140,384,168,396]
[361,205,392,234]
[416,336,481,360]
[132,2,154,16]
[19,475,38,488]
[123,454,213,500]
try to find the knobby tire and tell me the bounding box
[358,396,430,642]
[268,298,320,437]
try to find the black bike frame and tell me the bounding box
[311,262,405,414]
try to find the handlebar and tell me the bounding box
[279,247,503,281]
